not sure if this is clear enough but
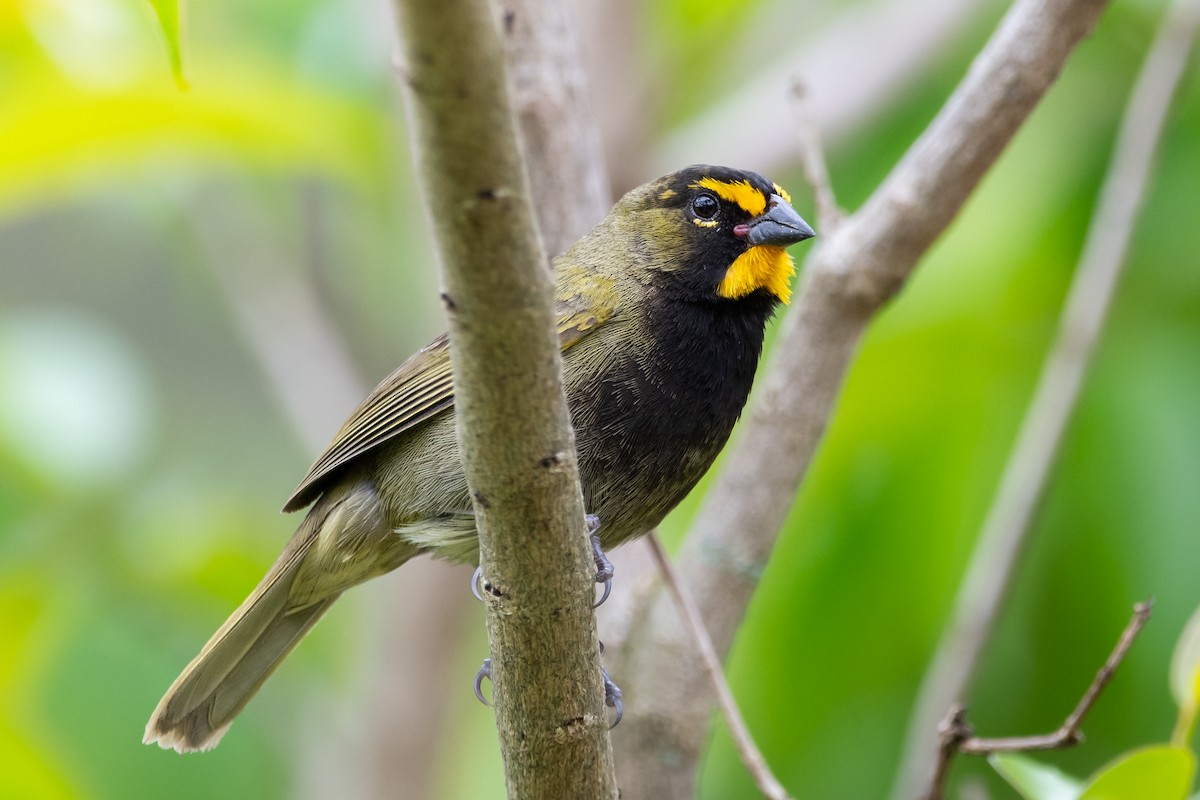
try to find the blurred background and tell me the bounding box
[1,0,1197,798]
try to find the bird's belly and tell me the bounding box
[572,369,747,548]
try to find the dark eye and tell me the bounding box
[691,193,719,220]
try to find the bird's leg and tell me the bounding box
[587,514,614,608]
[473,515,618,711]
[474,650,622,728]
[475,516,611,605]
[596,640,623,728]
[475,633,620,723]
[474,658,492,706]
[602,664,623,728]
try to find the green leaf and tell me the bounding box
[0,65,386,217]
[990,752,1084,800]
[1172,603,1200,708]
[143,0,186,89]
[1079,746,1196,800]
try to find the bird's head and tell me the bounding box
[613,165,815,305]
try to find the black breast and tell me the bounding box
[572,290,776,545]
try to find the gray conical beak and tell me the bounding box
[747,195,816,247]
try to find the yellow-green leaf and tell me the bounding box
[1079,746,1196,800]
[143,0,186,88]
[1172,603,1200,746]
[0,66,385,217]
[1171,603,1200,709]
[990,752,1083,800]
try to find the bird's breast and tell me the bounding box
[567,294,773,546]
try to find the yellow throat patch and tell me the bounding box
[688,177,797,303]
[717,245,795,304]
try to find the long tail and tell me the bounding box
[143,544,336,752]
[145,480,401,752]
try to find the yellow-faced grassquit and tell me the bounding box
[145,164,815,752]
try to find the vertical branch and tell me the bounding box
[392,0,617,797]
[893,1,1200,795]
[193,186,366,454]
[610,0,1111,793]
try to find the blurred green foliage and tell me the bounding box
[0,0,1198,798]
[993,745,1197,800]
[142,0,185,88]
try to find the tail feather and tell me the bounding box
[210,601,332,724]
[143,531,338,752]
[145,479,404,753]
[144,504,328,752]
[144,597,336,752]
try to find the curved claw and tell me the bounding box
[474,658,492,706]
[592,578,613,609]
[470,566,484,602]
[602,666,623,729]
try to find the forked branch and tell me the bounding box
[922,602,1153,800]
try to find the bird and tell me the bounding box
[144,164,815,752]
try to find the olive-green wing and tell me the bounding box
[282,281,616,513]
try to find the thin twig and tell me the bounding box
[790,79,844,232]
[646,0,992,181]
[892,2,1200,794]
[922,602,1154,800]
[645,535,793,800]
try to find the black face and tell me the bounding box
[645,165,784,305]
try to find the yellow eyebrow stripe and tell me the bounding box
[691,178,767,217]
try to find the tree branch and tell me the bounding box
[499,0,611,256]
[392,0,616,796]
[192,185,366,454]
[892,0,1200,792]
[610,0,1111,793]
[923,602,1153,800]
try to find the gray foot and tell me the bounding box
[587,514,614,608]
[602,665,623,728]
[475,650,620,727]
